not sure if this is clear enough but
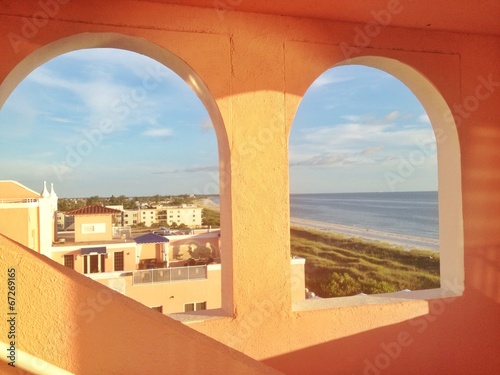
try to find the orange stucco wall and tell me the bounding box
[139,242,162,261]
[74,215,112,242]
[51,244,136,273]
[0,206,39,252]
[0,2,499,374]
[0,235,281,374]
[94,266,222,314]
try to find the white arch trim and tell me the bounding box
[0,32,227,151]
[295,56,464,311]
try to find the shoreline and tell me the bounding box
[198,198,439,251]
[290,217,438,251]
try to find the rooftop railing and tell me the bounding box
[0,198,39,204]
[132,265,207,285]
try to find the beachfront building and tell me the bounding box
[51,226,224,314]
[0,182,300,316]
[123,209,139,226]
[0,2,498,374]
[103,205,203,228]
[139,208,157,227]
[51,203,226,313]
[157,205,203,228]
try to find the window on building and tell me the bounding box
[63,254,74,269]
[196,302,207,310]
[289,63,449,303]
[184,301,207,312]
[82,223,106,234]
[83,254,106,274]
[114,251,124,271]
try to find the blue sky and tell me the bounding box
[0,49,437,197]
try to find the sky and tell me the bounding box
[0,49,437,197]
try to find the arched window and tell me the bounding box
[0,46,224,315]
[290,61,463,307]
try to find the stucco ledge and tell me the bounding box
[293,287,462,312]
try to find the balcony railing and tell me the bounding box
[132,265,207,285]
[0,198,39,204]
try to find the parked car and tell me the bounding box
[152,227,171,236]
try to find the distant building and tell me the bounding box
[123,209,139,226]
[113,205,203,228]
[139,208,157,227]
[0,180,57,256]
[56,212,74,231]
[51,205,222,313]
[0,181,306,315]
[157,204,202,228]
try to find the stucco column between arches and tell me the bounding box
[220,32,293,318]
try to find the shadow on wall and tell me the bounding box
[263,254,500,375]
[0,235,280,375]
[171,241,219,261]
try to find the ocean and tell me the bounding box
[290,191,439,240]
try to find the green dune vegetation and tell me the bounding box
[290,227,440,298]
[200,203,440,298]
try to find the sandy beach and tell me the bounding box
[198,198,439,251]
[290,217,438,251]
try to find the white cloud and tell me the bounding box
[200,118,213,132]
[310,71,354,88]
[384,111,400,122]
[360,146,384,155]
[45,116,74,124]
[341,115,362,122]
[61,48,174,81]
[290,112,436,167]
[152,165,218,174]
[418,113,431,123]
[141,128,173,137]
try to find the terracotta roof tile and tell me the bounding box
[66,205,122,216]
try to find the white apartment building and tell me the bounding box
[123,210,139,226]
[139,208,158,227]
[64,205,203,228]
[157,205,202,228]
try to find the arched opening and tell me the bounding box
[0,34,230,315]
[290,57,463,307]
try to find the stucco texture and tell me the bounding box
[0,1,499,374]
